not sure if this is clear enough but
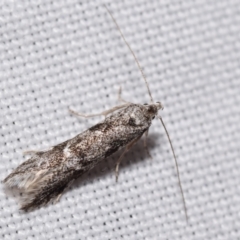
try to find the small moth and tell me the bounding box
[3,5,187,220]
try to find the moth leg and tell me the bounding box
[54,179,74,204]
[144,129,152,159]
[115,135,142,182]
[115,149,127,182]
[23,150,39,155]
[69,103,130,119]
[118,86,131,104]
[23,148,50,155]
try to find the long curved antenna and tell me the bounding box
[159,116,188,221]
[104,4,188,222]
[104,4,154,103]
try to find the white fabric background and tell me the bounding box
[1,0,240,239]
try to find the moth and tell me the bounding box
[3,5,187,220]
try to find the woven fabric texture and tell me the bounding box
[1,0,240,239]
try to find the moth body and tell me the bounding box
[3,103,162,210]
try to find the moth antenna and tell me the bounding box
[159,116,188,222]
[105,4,188,222]
[104,4,154,103]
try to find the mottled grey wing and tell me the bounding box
[3,145,87,211]
[19,167,84,211]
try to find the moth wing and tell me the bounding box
[19,168,77,211]
[3,151,84,211]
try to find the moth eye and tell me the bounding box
[144,103,148,105]
[147,105,155,114]
[152,116,155,119]
[128,117,136,126]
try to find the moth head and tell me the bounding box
[143,101,163,120]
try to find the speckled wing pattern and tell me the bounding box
[3,104,159,210]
